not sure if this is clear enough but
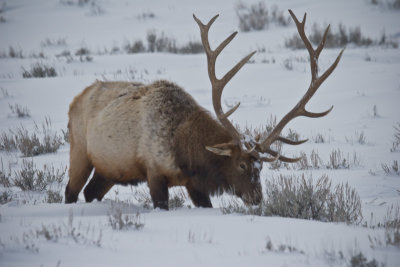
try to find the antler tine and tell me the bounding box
[277,136,308,145]
[263,148,302,163]
[194,14,256,144]
[259,9,344,153]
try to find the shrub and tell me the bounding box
[108,203,144,230]
[75,47,90,56]
[290,149,359,170]
[8,103,30,118]
[327,149,350,169]
[60,0,90,7]
[384,205,400,248]
[13,126,43,156]
[270,5,291,26]
[349,252,380,267]
[146,30,177,53]
[390,123,400,152]
[8,46,24,58]
[1,88,10,98]
[61,128,69,143]
[177,41,204,54]
[388,0,400,9]
[369,0,400,9]
[0,2,6,13]
[124,40,146,54]
[15,125,63,157]
[222,174,363,224]
[0,190,12,204]
[381,160,399,175]
[41,37,67,47]
[75,47,93,62]
[123,32,203,55]
[285,35,305,50]
[187,229,213,244]
[283,58,293,70]
[294,150,323,170]
[132,186,152,209]
[137,12,155,20]
[310,150,323,169]
[329,183,363,224]
[15,210,102,252]
[46,189,63,203]
[285,23,397,49]
[235,2,290,32]
[313,133,326,143]
[55,50,74,63]
[22,63,57,78]
[345,131,368,145]
[264,236,305,254]
[2,118,64,157]
[169,189,187,210]
[236,1,269,31]
[0,131,17,152]
[13,159,66,192]
[13,159,48,191]
[0,159,12,187]
[294,152,309,170]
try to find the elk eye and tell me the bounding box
[239,163,247,170]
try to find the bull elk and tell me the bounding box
[65,10,344,209]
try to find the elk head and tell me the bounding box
[193,10,344,205]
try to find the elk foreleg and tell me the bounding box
[83,171,114,202]
[186,183,212,208]
[148,172,169,210]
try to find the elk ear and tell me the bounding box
[205,143,234,157]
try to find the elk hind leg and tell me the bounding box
[65,148,93,203]
[84,171,114,202]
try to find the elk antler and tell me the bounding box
[258,9,345,162]
[193,14,256,145]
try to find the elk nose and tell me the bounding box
[242,191,262,206]
[252,192,262,205]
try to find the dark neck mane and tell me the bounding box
[173,109,232,193]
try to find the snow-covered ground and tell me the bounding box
[0,0,399,266]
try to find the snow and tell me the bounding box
[1,0,400,266]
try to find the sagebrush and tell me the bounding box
[108,203,144,230]
[381,160,399,176]
[384,205,400,248]
[235,2,290,32]
[285,23,397,49]
[125,31,203,54]
[370,0,400,9]
[22,63,57,78]
[12,210,102,253]
[0,118,64,156]
[0,158,12,187]
[0,190,12,204]
[349,252,381,267]
[13,159,66,192]
[222,174,363,224]
[8,103,30,118]
[391,123,400,152]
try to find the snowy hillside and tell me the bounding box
[0,0,399,266]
